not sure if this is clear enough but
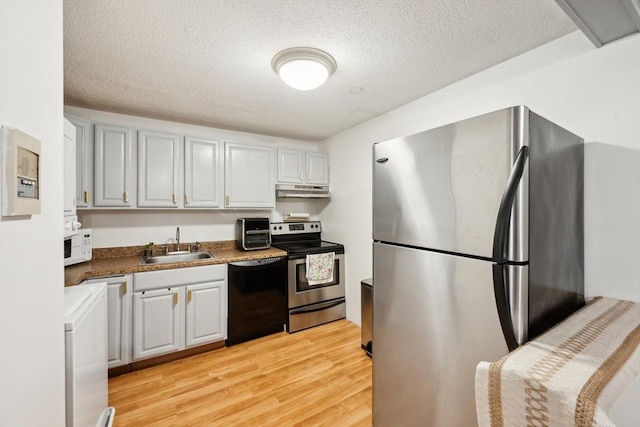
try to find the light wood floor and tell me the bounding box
[109,319,373,426]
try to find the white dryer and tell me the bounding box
[64,282,115,427]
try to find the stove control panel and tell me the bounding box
[271,221,321,235]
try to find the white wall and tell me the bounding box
[64,107,327,248]
[321,30,640,426]
[0,1,66,426]
[585,143,640,302]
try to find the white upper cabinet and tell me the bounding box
[184,137,222,208]
[65,116,93,208]
[63,118,76,215]
[69,112,317,211]
[305,152,329,184]
[94,123,134,207]
[137,130,180,208]
[277,148,305,183]
[224,142,274,209]
[277,148,329,185]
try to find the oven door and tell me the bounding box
[288,253,345,308]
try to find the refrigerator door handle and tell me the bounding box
[492,146,529,263]
[492,146,528,352]
[492,264,519,351]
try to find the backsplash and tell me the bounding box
[79,199,327,248]
[91,239,236,259]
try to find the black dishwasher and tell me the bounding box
[227,256,288,345]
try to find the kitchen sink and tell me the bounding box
[139,251,216,265]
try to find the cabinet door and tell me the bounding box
[137,130,180,208]
[63,119,76,215]
[224,142,274,208]
[305,152,329,184]
[185,137,221,208]
[185,281,227,347]
[85,275,133,369]
[133,287,183,360]
[106,280,132,368]
[277,148,304,183]
[94,123,134,207]
[66,116,93,208]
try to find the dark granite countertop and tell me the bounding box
[64,240,287,286]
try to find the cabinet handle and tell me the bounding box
[188,290,193,302]
[84,191,90,203]
[185,193,190,205]
[300,171,303,181]
[173,292,178,305]
[225,195,229,206]
[307,171,311,181]
[172,193,177,204]
[121,282,127,294]
[123,191,129,203]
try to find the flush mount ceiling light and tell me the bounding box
[272,47,337,91]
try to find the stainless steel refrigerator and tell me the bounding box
[372,106,584,426]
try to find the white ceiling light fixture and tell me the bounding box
[272,47,337,91]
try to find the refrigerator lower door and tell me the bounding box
[373,242,509,427]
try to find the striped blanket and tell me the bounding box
[475,297,640,427]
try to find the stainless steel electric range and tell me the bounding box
[270,221,346,332]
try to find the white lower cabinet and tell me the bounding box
[84,275,133,369]
[185,282,226,347]
[133,287,183,360]
[132,264,227,362]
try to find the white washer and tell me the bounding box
[64,282,115,427]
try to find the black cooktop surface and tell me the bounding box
[272,240,344,257]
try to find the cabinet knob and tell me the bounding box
[121,282,127,295]
[123,191,129,203]
[188,290,193,302]
[185,193,190,205]
[84,190,90,204]
[173,292,179,305]
[172,193,177,204]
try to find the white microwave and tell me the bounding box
[64,228,92,267]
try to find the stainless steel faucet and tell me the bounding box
[176,226,181,252]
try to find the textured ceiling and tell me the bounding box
[64,0,576,141]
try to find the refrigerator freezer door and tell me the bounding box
[373,106,528,262]
[373,242,509,427]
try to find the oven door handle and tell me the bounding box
[290,298,345,315]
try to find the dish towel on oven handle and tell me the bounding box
[306,252,335,286]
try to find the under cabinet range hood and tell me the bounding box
[276,184,330,199]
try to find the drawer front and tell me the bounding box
[134,264,227,291]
